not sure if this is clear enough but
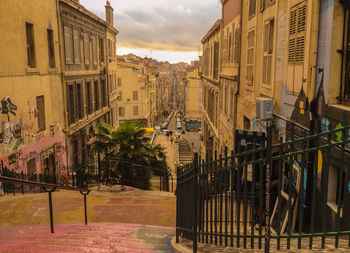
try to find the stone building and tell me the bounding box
[201,19,221,159]
[185,63,202,122]
[105,1,119,128]
[58,0,111,171]
[116,62,151,126]
[0,0,67,178]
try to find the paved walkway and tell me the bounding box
[176,237,350,252]
[0,223,175,253]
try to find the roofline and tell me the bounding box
[60,0,107,26]
[201,19,222,44]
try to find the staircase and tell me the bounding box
[178,141,193,165]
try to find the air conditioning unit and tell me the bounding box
[256,97,273,120]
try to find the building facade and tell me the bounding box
[201,19,221,159]
[185,63,202,121]
[0,0,67,178]
[58,0,111,171]
[116,62,151,126]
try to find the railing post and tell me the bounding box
[43,187,57,233]
[80,190,90,225]
[265,120,273,253]
[193,153,199,253]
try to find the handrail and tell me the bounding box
[0,175,91,233]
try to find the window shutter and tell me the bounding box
[83,33,90,65]
[73,29,80,64]
[288,3,306,63]
[231,23,235,63]
[92,36,97,65]
[64,26,73,64]
[289,9,297,35]
[297,5,307,33]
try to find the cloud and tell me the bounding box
[80,0,221,52]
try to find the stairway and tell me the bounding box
[178,141,194,165]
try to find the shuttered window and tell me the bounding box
[47,29,55,68]
[101,79,107,107]
[92,36,97,65]
[67,84,75,125]
[26,23,36,67]
[86,81,92,115]
[288,2,306,63]
[36,96,45,131]
[263,19,274,85]
[234,28,240,63]
[94,80,99,111]
[247,29,255,85]
[83,33,90,65]
[77,83,83,119]
[133,106,139,116]
[249,0,256,19]
[64,26,73,64]
[99,37,104,63]
[119,107,125,117]
[73,29,80,64]
[230,23,235,63]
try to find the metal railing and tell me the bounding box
[0,165,90,233]
[176,117,350,252]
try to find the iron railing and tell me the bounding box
[176,117,350,252]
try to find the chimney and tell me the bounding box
[105,1,114,26]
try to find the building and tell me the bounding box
[116,62,151,126]
[185,62,202,122]
[58,0,111,171]
[0,0,67,178]
[201,19,221,159]
[105,1,119,128]
[218,0,241,153]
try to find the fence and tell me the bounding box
[176,119,350,252]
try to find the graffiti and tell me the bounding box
[0,96,17,121]
[2,121,23,151]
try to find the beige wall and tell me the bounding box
[186,68,202,120]
[116,63,150,124]
[0,0,67,175]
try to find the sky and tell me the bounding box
[80,0,221,63]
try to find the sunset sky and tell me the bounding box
[80,0,221,63]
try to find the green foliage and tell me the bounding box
[90,121,169,190]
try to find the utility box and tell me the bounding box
[256,97,273,120]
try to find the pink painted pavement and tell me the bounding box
[0,223,175,253]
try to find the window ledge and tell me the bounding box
[327,201,342,218]
[26,67,40,74]
[48,68,58,73]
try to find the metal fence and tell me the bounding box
[176,120,350,252]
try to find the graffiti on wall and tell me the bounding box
[1,121,24,151]
[0,96,17,121]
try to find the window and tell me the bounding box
[73,29,80,64]
[101,79,107,107]
[224,85,228,116]
[288,2,306,63]
[244,116,251,130]
[99,37,104,63]
[47,29,55,68]
[26,23,36,67]
[36,96,45,131]
[94,80,99,111]
[86,81,92,115]
[83,33,90,65]
[133,91,138,100]
[108,39,111,60]
[76,83,83,120]
[67,84,75,125]
[234,28,241,63]
[328,165,345,212]
[199,92,202,101]
[262,19,274,85]
[133,106,139,116]
[249,0,256,19]
[119,107,125,117]
[213,42,219,79]
[118,77,121,86]
[118,91,122,101]
[63,26,73,64]
[247,29,255,85]
[228,32,232,63]
[198,106,202,113]
[92,36,97,65]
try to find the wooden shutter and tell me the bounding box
[83,33,90,65]
[288,3,306,63]
[231,23,235,63]
[73,29,80,64]
[36,96,46,131]
[92,36,97,65]
[64,26,73,64]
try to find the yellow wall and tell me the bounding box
[186,68,202,120]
